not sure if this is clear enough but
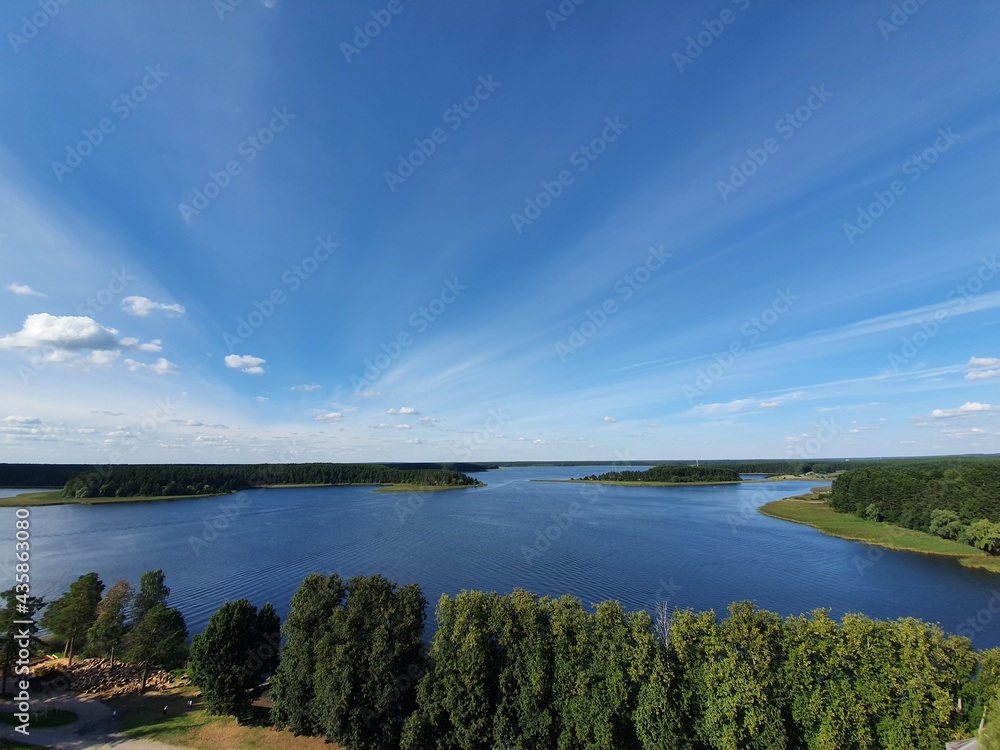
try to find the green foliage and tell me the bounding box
[930,508,963,539]
[60,462,483,498]
[270,574,346,735]
[39,572,104,665]
[581,465,741,483]
[189,599,280,721]
[126,602,188,685]
[85,578,132,660]
[0,588,45,693]
[313,575,427,750]
[132,569,169,624]
[966,519,1000,555]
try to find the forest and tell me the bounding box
[578,465,742,483]
[59,462,483,498]
[11,571,999,750]
[829,457,1000,554]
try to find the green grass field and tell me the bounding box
[760,495,1000,574]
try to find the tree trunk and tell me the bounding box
[109,645,115,670]
[140,663,149,692]
[66,636,75,666]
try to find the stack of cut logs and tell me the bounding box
[36,658,180,697]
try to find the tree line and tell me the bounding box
[0,569,187,694]
[8,570,1000,749]
[60,463,483,499]
[829,458,1000,554]
[578,465,741,483]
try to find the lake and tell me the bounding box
[2,465,998,647]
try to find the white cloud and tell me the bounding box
[533,439,545,444]
[759,401,781,408]
[0,313,119,351]
[967,369,1000,381]
[405,438,422,445]
[120,337,163,352]
[419,416,444,423]
[290,383,321,392]
[225,354,266,375]
[969,356,1000,368]
[387,407,418,415]
[7,282,44,297]
[359,390,382,398]
[374,423,411,429]
[315,411,342,422]
[4,415,40,424]
[121,296,186,317]
[123,357,179,376]
[689,397,757,417]
[603,416,618,423]
[929,402,998,419]
[255,396,269,403]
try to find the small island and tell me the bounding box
[564,464,742,486]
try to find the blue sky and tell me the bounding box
[1,0,999,463]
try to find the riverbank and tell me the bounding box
[0,482,483,507]
[760,493,1000,574]
[537,478,743,487]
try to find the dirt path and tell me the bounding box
[0,693,183,750]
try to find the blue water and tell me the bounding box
[1,466,997,647]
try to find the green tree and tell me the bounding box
[132,569,169,623]
[39,572,104,665]
[271,573,346,735]
[402,590,500,750]
[966,519,1000,555]
[189,599,280,721]
[127,603,187,690]
[85,579,132,666]
[0,588,45,695]
[929,509,963,539]
[313,574,426,750]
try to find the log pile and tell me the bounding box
[35,658,180,697]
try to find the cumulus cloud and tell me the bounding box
[123,357,179,376]
[533,439,545,444]
[359,390,382,398]
[930,402,998,419]
[969,356,1000,368]
[603,416,617,423]
[0,313,119,351]
[759,401,781,408]
[121,296,186,317]
[7,282,45,297]
[419,417,445,424]
[315,411,343,422]
[290,383,321,392]
[4,415,40,425]
[120,337,163,352]
[374,423,411,430]
[387,407,418,415]
[225,354,266,375]
[255,396,269,403]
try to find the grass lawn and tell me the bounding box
[760,494,1000,574]
[0,490,227,507]
[0,710,76,729]
[115,689,335,750]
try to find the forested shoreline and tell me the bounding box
[576,465,742,483]
[830,458,1000,555]
[10,570,998,750]
[57,463,483,499]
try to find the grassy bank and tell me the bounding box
[541,479,743,487]
[760,494,1000,574]
[373,483,483,493]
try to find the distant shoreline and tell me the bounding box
[0,482,482,507]
[539,475,821,488]
[759,492,1000,574]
